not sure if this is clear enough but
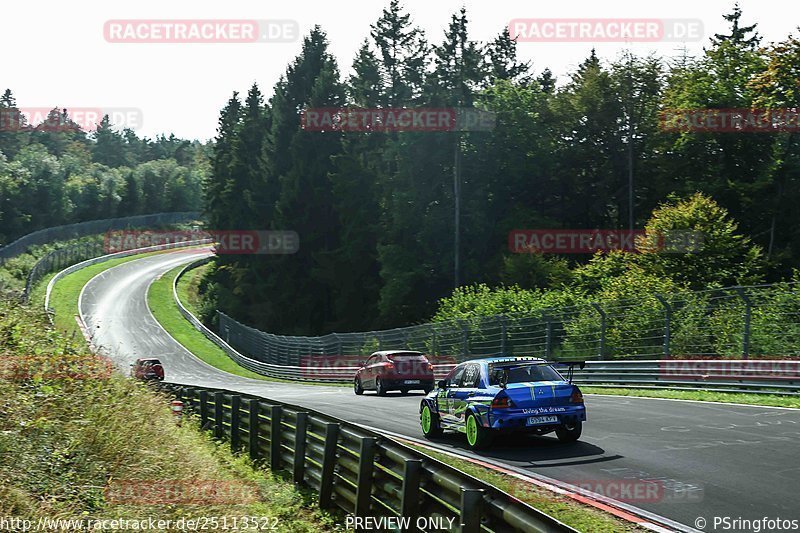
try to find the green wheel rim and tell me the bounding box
[466,415,478,446]
[421,406,432,433]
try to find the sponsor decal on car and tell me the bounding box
[522,406,568,415]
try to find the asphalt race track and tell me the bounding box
[79,250,800,532]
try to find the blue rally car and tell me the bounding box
[419,357,586,449]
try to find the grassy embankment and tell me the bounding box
[0,296,337,530]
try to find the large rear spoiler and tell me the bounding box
[555,361,586,383]
[494,360,586,387]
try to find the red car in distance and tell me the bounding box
[131,357,165,381]
[354,350,435,396]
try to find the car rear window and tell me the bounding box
[488,363,563,385]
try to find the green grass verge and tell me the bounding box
[583,386,800,409]
[406,444,644,532]
[0,297,335,530]
[148,265,279,381]
[176,260,208,316]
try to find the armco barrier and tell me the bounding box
[25,241,105,300]
[175,260,800,395]
[0,211,200,264]
[159,383,576,533]
[570,359,800,395]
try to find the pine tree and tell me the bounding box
[270,60,346,333]
[712,3,760,48]
[348,41,383,106]
[91,115,128,167]
[226,85,268,231]
[205,92,242,231]
[370,0,428,105]
[429,7,486,106]
[485,27,531,84]
[0,89,27,158]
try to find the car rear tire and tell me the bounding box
[423,386,433,394]
[556,420,582,443]
[376,378,387,396]
[420,404,443,438]
[400,388,409,395]
[354,378,364,395]
[465,412,493,450]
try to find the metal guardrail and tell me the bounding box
[159,382,575,533]
[175,260,800,395]
[25,241,105,300]
[0,211,201,264]
[570,360,800,395]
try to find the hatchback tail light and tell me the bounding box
[427,363,433,372]
[570,387,584,404]
[385,363,395,372]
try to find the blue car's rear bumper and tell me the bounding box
[486,404,586,430]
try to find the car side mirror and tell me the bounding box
[437,379,448,389]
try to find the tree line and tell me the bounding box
[0,91,208,244]
[200,2,800,335]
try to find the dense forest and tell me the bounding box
[199,3,800,336]
[0,93,208,244]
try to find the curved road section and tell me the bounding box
[80,250,800,532]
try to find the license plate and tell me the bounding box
[527,415,558,425]
[404,379,420,384]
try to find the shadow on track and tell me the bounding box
[428,432,621,468]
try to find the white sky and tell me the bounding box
[4,0,797,141]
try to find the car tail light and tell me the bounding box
[386,363,395,372]
[491,395,514,409]
[570,387,584,404]
[427,363,433,372]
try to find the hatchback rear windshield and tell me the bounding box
[488,363,563,385]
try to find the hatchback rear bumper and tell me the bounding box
[381,377,435,390]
